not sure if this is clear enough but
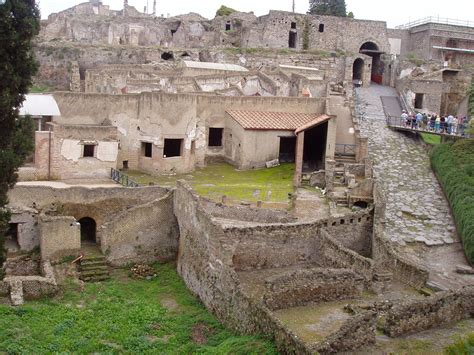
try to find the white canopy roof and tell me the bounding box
[182,60,249,72]
[19,94,61,116]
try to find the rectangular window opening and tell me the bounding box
[83,144,95,157]
[319,24,325,32]
[225,22,231,31]
[291,22,297,29]
[414,93,424,109]
[142,142,153,158]
[208,128,224,147]
[163,139,183,158]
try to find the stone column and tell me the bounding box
[294,131,304,187]
[69,61,81,93]
[325,159,335,192]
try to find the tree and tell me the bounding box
[0,0,39,277]
[308,0,347,17]
[347,11,354,18]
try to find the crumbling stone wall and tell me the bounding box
[380,286,474,337]
[39,215,81,261]
[200,198,296,224]
[174,182,377,353]
[263,268,364,310]
[100,191,178,265]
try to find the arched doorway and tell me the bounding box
[359,42,383,84]
[79,217,97,244]
[352,58,364,85]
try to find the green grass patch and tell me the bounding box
[127,163,295,204]
[430,139,474,264]
[29,85,51,93]
[0,263,277,354]
[420,133,441,145]
[444,332,474,355]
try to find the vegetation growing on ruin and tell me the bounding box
[0,0,40,278]
[430,139,474,264]
[127,163,295,204]
[0,263,277,353]
[216,5,237,17]
[406,53,426,67]
[444,332,474,354]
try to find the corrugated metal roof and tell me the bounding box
[227,110,329,131]
[19,94,61,116]
[182,60,249,72]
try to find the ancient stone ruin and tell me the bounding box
[2,1,473,352]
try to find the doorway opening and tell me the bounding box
[303,122,328,172]
[279,136,296,163]
[414,93,424,109]
[289,31,297,49]
[5,223,20,251]
[352,58,364,84]
[79,217,97,244]
[360,42,383,84]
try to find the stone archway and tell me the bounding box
[79,217,97,244]
[359,42,383,84]
[352,58,365,84]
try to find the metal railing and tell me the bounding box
[335,144,356,156]
[396,16,472,29]
[385,116,470,137]
[111,168,140,187]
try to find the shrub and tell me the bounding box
[430,139,474,264]
[216,5,236,17]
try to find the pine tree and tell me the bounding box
[0,0,39,276]
[308,0,347,17]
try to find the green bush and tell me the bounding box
[431,139,474,264]
[216,5,236,17]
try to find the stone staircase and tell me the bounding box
[79,254,110,282]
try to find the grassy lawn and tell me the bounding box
[430,139,474,264]
[420,133,441,145]
[0,263,277,354]
[127,163,295,204]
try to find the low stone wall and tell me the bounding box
[263,268,364,311]
[372,183,429,288]
[100,190,178,266]
[200,198,296,223]
[319,229,374,284]
[174,182,376,353]
[2,261,58,304]
[312,311,377,354]
[380,286,474,337]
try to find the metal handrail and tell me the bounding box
[111,168,140,187]
[385,116,470,137]
[396,16,472,29]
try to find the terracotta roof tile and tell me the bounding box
[226,110,329,131]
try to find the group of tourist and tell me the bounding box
[399,111,471,136]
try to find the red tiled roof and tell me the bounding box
[226,110,330,131]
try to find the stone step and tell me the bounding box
[81,270,109,280]
[81,255,106,262]
[81,275,110,283]
[81,264,108,272]
[80,259,107,267]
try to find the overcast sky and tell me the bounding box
[38,0,473,28]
